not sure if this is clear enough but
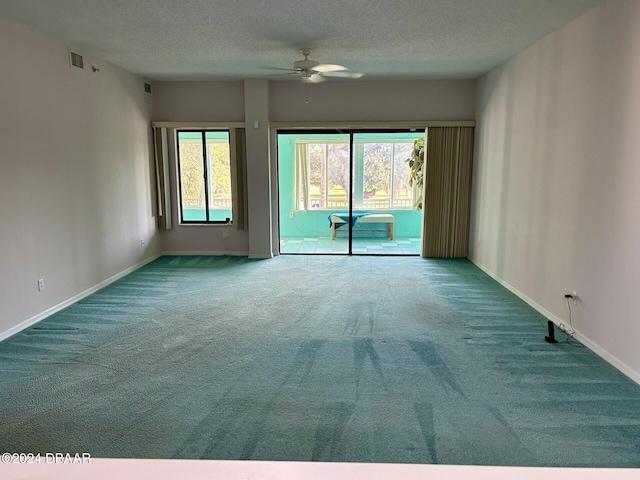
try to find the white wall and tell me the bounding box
[0,15,159,337]
[154,79,475,255]
[470,0,640,381]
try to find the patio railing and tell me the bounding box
[309,197,413,209]
[183,197,232,208]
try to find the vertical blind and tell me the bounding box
[422,126,474,258]
[233,128,247,230]
[153,127,171,230]
[295,143,309,211]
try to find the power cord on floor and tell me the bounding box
[557,298,583,347]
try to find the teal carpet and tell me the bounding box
[1,255,639,466]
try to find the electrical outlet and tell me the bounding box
[289,211,294,219]
[565,291,578,305]
[140,239,145,248]
[222,231,228,239]
[37,279,44,291]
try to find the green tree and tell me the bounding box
[363,143,391,199]
[327,143,349,198]
[393,143,412,202]
[209,143,231,199]
[305,141,414,207]
[179,143,204,206]
[308,144,326,194]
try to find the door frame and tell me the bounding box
[274,126,427,256]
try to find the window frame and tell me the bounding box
[297,136,417,211]
[176,129,235,225]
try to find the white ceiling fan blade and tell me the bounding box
[304,74,326,83]
[259,66,299,73]
[322,70,364,79]
[313,64,347,73]
[269,72,301,77]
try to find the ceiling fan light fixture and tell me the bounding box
[306,74,325,83]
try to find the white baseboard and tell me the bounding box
[249,253,274,259]
[162,251,249,256]
[469,257,640,386]
[0,254,162,343]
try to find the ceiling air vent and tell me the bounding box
[144,82,152,95]
[68,49,84,69]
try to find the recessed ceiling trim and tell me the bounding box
[151,122,246,129]
[269,120,475,129]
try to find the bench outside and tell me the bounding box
[330,213,394,240]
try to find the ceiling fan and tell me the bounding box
[262,48,363,83]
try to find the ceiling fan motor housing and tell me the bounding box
[293,59,319,71]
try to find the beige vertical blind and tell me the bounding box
[233,128,247,230]
[295,143,309,211]
[153,127,171,230]
[422,127,474,258]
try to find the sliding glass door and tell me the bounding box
[277,130,423,255]
[278,131,350,254]
[349,133,422,255]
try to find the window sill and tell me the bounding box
[294,208,416,212]
[178,222,234,227]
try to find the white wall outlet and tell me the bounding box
[571,291,578,305]
[140,239,145,248]
[289,211,294,218]
[222,231,228,239]
[37,279,44,291]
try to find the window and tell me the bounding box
[305,142,350,209]
[176,130,233,224]
[297,138,416,210]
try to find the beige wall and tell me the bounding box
[470,0,640,381]
[154,79,476,255]
[153,81,251,255]
[245,79,273,258]
[153,78,475,124]
[153,81,245,122]
[269,79,476,122]
[0,15,159,337]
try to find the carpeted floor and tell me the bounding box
[0,255,639,466]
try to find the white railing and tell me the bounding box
[183,197,232,208]
[308,197,413,209]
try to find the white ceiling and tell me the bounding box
[0,0,602,81]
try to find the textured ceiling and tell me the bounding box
[0,0,602,81]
